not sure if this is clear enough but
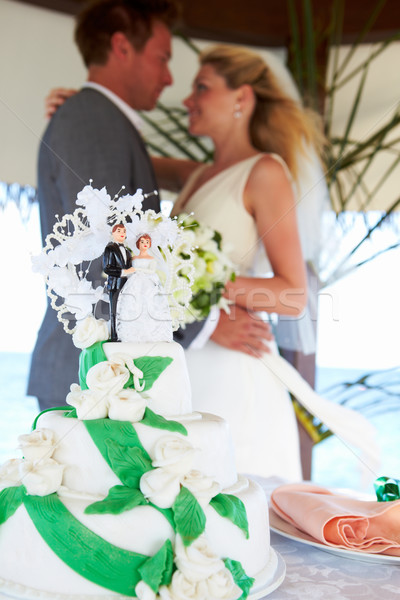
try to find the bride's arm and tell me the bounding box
[226,155,307,317]
[45,87,78,118]
[151,157,199,192]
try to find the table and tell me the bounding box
[267,531,400,599]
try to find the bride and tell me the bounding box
[156,45,325,480]
[117,233,173,343]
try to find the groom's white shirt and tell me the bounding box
[83,82,144,131]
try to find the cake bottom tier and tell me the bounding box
[0,478,273,598]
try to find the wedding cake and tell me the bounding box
[0,185,283,599]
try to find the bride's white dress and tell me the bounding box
[173,154,303,480]
[116,257,173,343]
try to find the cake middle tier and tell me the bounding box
[36,410,238,495]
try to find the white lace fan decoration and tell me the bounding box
[32,182,196,334]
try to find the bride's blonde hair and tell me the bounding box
[199,45,325,181]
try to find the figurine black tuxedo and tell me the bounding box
[103,224,133,341]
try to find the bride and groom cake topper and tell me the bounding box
[32,181,196,339]
[104,222,173,343]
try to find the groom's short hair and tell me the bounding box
[75,0,180,68]
[112,223,126,233]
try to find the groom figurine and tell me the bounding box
[103,223,133,341]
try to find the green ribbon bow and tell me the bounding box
[374,476,400,502]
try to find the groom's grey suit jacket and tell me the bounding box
[28,88,203,408]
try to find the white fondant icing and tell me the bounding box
[103,341,192,416]
[0,340,277,598]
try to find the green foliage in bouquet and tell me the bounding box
[173,213,236,323]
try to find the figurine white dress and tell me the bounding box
[116,236,173,343]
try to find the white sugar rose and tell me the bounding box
[140,467,181,508]
[152,435,196,475]
[182,470,221,508]
[167,571,208,600]
[72,315,109,349]
[18,428,56,462]
[174,535,224,583]
[86,361,130,393]
[108,353,145,392]
[19,458,64,496]
[66,384,109,420]
[108,389,146,422]
[0,459,22,491]
[205,569,241,600]
[135,581,157,600]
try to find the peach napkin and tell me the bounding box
[270,483,400,556]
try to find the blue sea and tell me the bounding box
[1,352,399,494]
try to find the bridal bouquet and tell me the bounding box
[171,213,236,324]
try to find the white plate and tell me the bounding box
[269,509,400,565]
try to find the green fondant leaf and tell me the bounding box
[104,439,153,488]
[23,493,147,596]
[172,486,206,546]
[210,494,249,539]
[141,408,187,436]
[138,539,174,593]
[125,356,173,391]
[79,341,108,390]
[32,407,76,430]
[85,485,148,515]
[84,419,152,485]
[0,486,26,525]
[224,558,255,600]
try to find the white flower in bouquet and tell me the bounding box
[173,214,236,323]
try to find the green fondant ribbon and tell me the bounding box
[32,406,77,430]
[374,476,400,502]
[0,485,26,525]
[78,342,173,393]
[23,493,147,596]
[83,419,152,488]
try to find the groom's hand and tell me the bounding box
[211,305,273,357]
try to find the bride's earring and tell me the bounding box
[233,103,242,119]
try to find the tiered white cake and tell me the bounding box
[0,337,280,599]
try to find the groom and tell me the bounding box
[103,223,133,342]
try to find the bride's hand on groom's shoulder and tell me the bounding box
[211,306,273,358]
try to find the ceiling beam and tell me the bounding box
[14,0,400,47]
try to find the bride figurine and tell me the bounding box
[116,233,173,343]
